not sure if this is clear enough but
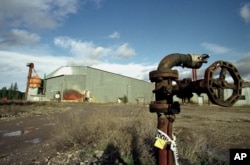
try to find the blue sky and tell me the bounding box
[0,0,250,92]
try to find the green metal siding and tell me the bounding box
[63,75,86,92]
[46,76,64,100]
[85,67,154,103]
[45,66,154,103]
[46,75,86,100]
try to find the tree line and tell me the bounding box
[0,82,25,100]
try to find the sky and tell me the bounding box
[0,0,250,92]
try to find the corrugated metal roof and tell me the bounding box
[46,66,87,79]
[46,66,150,83]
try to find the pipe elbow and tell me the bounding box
[157,53,209,71]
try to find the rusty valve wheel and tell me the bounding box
[204,61,243,107]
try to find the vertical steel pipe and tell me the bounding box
[157,114,168,165]
[167,116,174,165]
[150,53,209,165]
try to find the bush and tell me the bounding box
[122,95,128,103]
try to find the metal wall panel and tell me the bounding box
[46,76,64,100]
[46,75,86,100]
[45,66,154,103]
[233,88,250,106]
[85,67,154,103]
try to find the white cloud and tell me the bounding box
[11,29,40,43]
[54,36,110,60]
[93,63,156,81]
[54,36,135,61]
[0,29,40,48]
[201,42,231,54]
[0,0,81,50]
[115,43,136,59]
[240,3,250,23]
[109,31,120,39]
[0,0,79,30]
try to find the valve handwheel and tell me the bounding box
[204,61,243,107]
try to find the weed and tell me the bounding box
[53,105,156,164]
[52,104,247,164]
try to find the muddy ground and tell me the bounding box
[0,103,249,165]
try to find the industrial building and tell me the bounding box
[25,64,250,106]
[44,66,154,103]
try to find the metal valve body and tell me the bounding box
[149,53,243,112]
[149,53,244,165]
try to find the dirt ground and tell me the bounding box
[174,104,250,164]
[0,103,94,165]
[0,103,249,165]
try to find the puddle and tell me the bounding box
[3,130,25,137]
[2,127,39,137]
[24,138,41,144]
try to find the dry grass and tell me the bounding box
[52,104,250,164]
[176,127,228,165]
[176,128,207,164]
[0,102,68,119]
[53,105,157,164]
[174,105,250,165]
[5,103,244,164]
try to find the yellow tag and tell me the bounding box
[154,138,167,149]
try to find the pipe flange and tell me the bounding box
[149,103,169,113]
[149,70,178,82]
[149,103,180,114]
